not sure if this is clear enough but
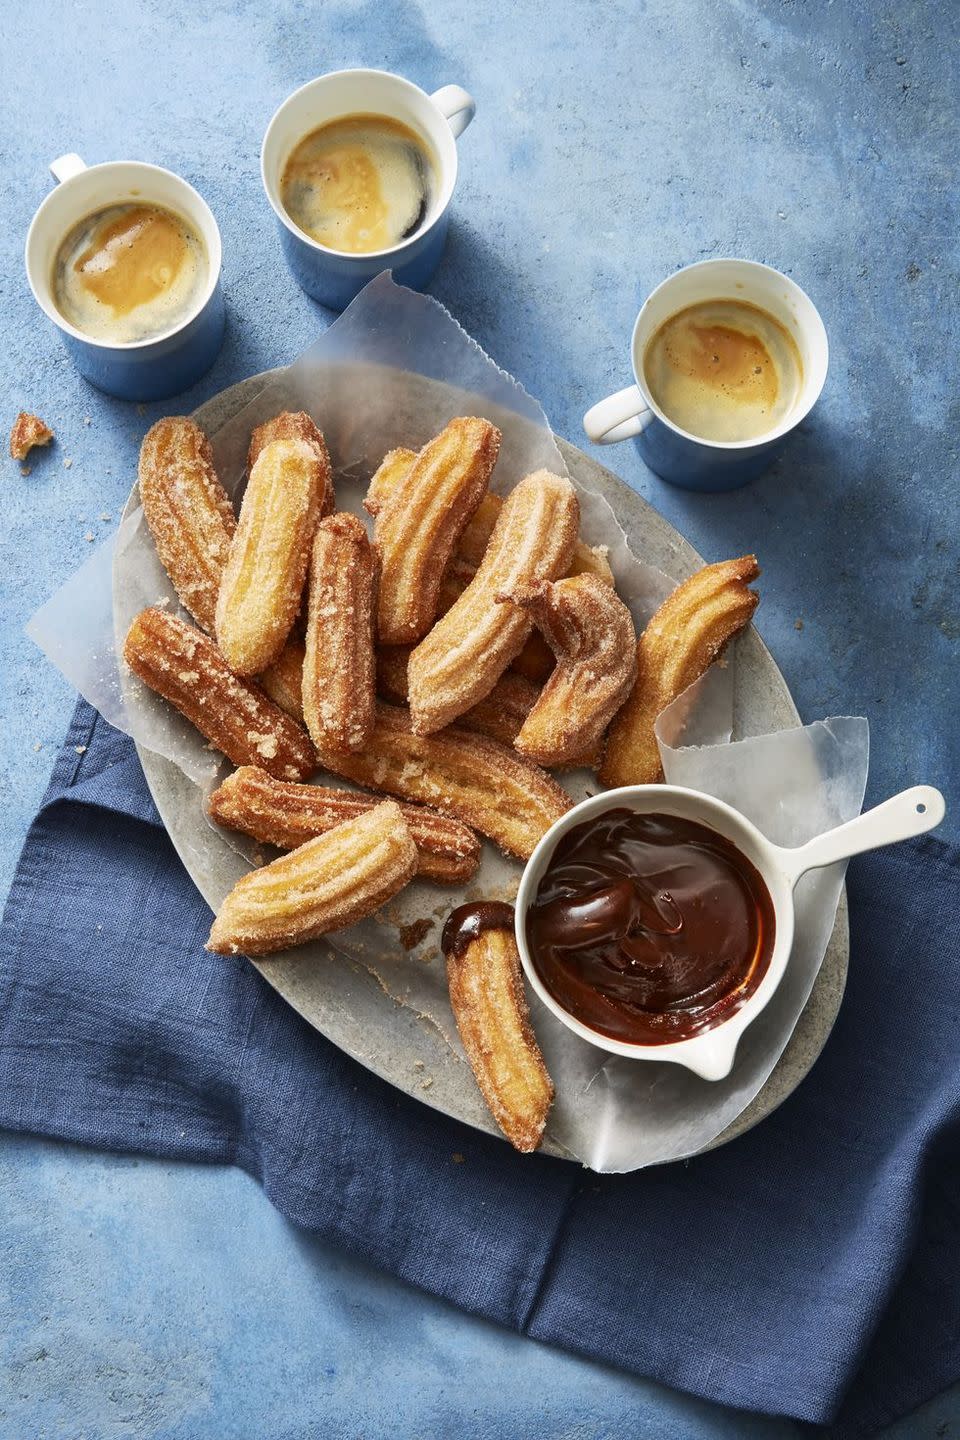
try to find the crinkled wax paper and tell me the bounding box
[27,274,868,1171]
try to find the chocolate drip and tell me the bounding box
[441,901,516,961]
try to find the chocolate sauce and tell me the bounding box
[441,901,516,961]
[526,809,775,1045]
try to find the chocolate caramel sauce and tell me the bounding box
[526,809,775,1045]
[441,901,516,961]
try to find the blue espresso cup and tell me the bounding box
[25,154,225,403]
[583,258,829,492]
[260,69,475,311]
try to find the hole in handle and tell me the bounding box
[917,802,926,814]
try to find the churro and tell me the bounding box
[369,417,501,644]
[442,902,554,1152]
[375,645,598,766]
[248,410,334,516]
[501,573,637,767]
[138,416,236,632]
[303,512,378,752]
[458,492,613,585]
[216,435,329,675]
[363,446,416,517]
[208,766,481,885]
[123,607,317,781]
[313,702,571,860]
[601,555,760,787]
[407,470,579,734]
[207,801,418,956]
[257,636,306,727]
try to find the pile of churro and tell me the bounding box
[126,410,759,1150]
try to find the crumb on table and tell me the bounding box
[10,412,54,461]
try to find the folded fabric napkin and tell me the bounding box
[1,701,957,1436]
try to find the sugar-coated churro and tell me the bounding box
[207,800,418,956]
[442,903,554,1152]
[362,446,416,517]
[138,416,236,633]
[208,766,481,885]
[375,645,598,767]
[313,702,571,860]
[303,512,379,752]
[248,411,334,516]
[123,607,317,781]
[501,574,637,767]
[257,636,306,727]
[369,417,501,644]
[601,555,760,788]
[458,491,614,585]
[407,470,579,734]
[216,435,329,675]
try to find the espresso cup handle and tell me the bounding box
[50,153,87,184]
[430,85,476,140]
[583,385,654,445]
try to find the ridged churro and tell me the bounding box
[248,410,334,516]
[502,574,637,767]
[363,446,416,517]
[257,636,306,727]
[458,492,614,585]
[369,417,501,645]
[216,435,330,675]
[442,903,554,1152]
[303,512,379,752]
[375,645,598,767]
[208,766,481,885]
[313,702,571,860]
[368,452,612,585]
[123,607,317,781]
[407,470,579,734]
[601,555,761,788]
[138,417,236,632]
[207,800,418,956]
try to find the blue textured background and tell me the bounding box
[1,0,957,1435]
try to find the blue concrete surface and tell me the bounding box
[1,0,956,1435]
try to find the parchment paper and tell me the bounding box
[27,274,868,1171]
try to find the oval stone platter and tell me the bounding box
[118,369,848,1162]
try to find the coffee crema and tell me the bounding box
[280,113,434,254]
[52,202,208,344]
[643,298,803,443]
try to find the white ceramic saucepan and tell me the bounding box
[515,783,945,1081]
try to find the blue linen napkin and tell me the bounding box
[1,701,957,1437]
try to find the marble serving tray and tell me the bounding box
[116,368,848,1164]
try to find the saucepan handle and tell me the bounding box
[777,785,945,885]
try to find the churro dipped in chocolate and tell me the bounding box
[601,555,760,788]
[208,766,481,886]
[500,573,637,768]
[442,902,554,1153]
[407,470,579,734]
[303,512,379,753]
[216,434,330,675]
[138,417,236,633]
[313,702,571,860]
[207,801,418,956]
[123,607,316,781]
[367,417,501,645]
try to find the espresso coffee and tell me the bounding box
[53,203,208,344]
[643,299,803,443]
[280,113,434,254]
